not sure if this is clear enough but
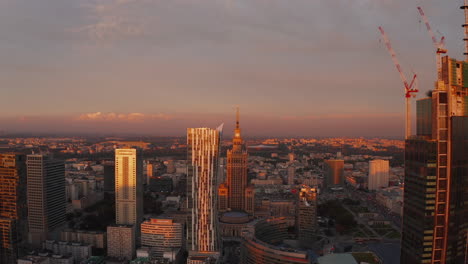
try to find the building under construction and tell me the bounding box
[400,55,468,263]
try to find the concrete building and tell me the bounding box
[107,225,135,261]
[186,126,222,258]
[240,217,310,264]
[60,229,106,249]
[43,240,92,263]
[0,153,26,263]
[115,149,143,226]
[368,159,390,190]
[400,55,468,264]
[140,218,183,259]
[297,186,317,245]
[323,159,344,187]
[27,155,66,247]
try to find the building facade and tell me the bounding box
[27,155,66,247]
[0,153,26,263]
[115,148,143,226]
[297,185,317,245]
[323,159,344,187]
[400,56,468,264]
[186,126,222,255]
[140,218,183,258]
[368,159,390,190]
[107,225,135,260]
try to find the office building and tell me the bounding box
[400,56,468,264]
[297,185,317,245]
[323,159,344,187]
[107,225,135,260]
[140,218,183,259]
[0,153,26,263]
[368,159,390,190]
[115,148,143,226]
[27,155,66,247]
[225,109,249,211]
[186,126,222,257]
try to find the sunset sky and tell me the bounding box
[0,0,464,137]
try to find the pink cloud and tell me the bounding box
[76,112,173,121]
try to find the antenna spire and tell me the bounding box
[461,0,468,61]
[236,106,240,129]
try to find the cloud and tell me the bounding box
[76,112,173,121]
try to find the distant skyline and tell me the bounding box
[0,0,464,137]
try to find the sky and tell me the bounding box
[0,0,465,137]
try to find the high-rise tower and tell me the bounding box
[115,148,143,226]
[187,126,222,257]
[368,159,390,190]
[226,108,249,211]
[297,185,317,246]
[0,153,26,263]
[26,155,65,247]
[400,56,468,264]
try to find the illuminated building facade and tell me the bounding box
[140,218,183,258]
[297,186,317,245]
[0,153,26,263]
[187,126,222,255]
[27,155,65,247]
[225,109,249,212]
[368,159,390,190]
[323,159,344,187]
[401,56,468,264]
[115,148,143,226]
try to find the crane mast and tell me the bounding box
[417,6,447,80]
[378,26,418,139]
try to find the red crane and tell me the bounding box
[417,6,447,80]
[378,26,418,139]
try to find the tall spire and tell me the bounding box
[236,106,240,129]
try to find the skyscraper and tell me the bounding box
[400,56,468,264]
[115,148,143,226]
[0,153,26,263]
[297,185,317,246]
[187,126,222,257]
[26,155,66,247]
[226,108,248,211]
[368,159,390,190]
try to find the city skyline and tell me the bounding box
[0,0,463,137]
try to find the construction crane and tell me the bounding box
[378,26,418,139]
[417,6,447,80]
